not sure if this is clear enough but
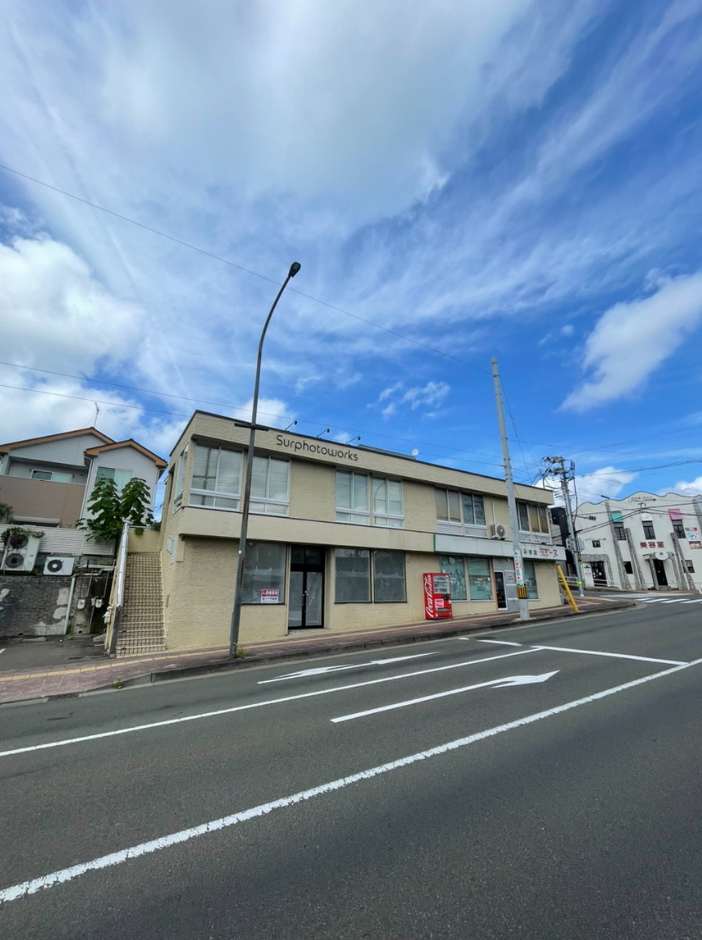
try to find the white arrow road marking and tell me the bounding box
[0,648,538,759]
[3,659,700,905]
[259,652,438,683]
[331,672,559,723]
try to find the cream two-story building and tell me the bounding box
[159,411,564,649]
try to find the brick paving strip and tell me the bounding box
[0,596,635,706]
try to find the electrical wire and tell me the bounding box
[0,162,491,375]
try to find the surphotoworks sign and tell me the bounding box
[275,434,359,462]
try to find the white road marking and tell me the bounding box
[0,648,538,759]
[474,639,523,647]
[681,599,702,604]
[259,652,438,683]
[531,645,686,665]
[2,658,700,905]
[331,672,559,723]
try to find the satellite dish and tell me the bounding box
[411,449,419,457]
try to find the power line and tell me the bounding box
[0,380,513,471]
[0,162,491,375]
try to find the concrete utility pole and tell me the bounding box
[544,456,585,597]
[491,358,529,621]
[229,262,302,659]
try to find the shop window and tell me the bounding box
[643,522,655,540]
[32,469,73,483]
[241,542,286,604]
[334,549,406,603]
[623,561,633,574]
[672,520,686,539]
[250,456,290,515]
[336,472,370,524]
[373,550,406,602]
[372,479,404,528]
[467,558,493,601]
[439,556,467,601]
[335,548,370,602]
[96,466,133,492]
[523,559,538,599]
[190,445,241,509]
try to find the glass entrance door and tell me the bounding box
[494,571,508,610]
[288,546,325,629]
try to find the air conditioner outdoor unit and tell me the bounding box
[44,556,76,576]
[490,524,507,540]
[1,534,42,572]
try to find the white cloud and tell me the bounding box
[545,466,638,506]
[0,234,143,374]
[563,273,702,411]
[662,477,702,497]
[377,381,450,418]
[232,397,293,425]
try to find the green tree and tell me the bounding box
[78,477,155,546]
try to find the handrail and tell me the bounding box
[106,522,130,656]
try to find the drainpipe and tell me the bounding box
[63,575,77,635]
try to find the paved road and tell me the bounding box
[0,603,701,939]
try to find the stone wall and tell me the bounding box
[0,573,112,638]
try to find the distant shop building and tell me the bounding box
[576,492,702,591]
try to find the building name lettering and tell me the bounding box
[275,434,359,461]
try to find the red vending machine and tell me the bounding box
[423,572,453,619]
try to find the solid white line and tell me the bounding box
[2,657,699,905]
[475,639,523,647]
[0,648,538,759]
[331,672,559,723]
[531,645,686,666]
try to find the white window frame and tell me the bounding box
[336,472,404,528]
[189,445,243,511]
[249,456,290,516]
[336,471,371,525]
[173,446,188,510]
[372,477,404,528]
[96,466,133,492]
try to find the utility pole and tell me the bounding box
[544,456,585,597]
[491,358,529,621]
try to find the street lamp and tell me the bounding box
[229,262,301,658]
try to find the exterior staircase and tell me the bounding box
[116,553,165,657]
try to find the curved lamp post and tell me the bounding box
[229,262,301,657]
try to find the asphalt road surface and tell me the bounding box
[1,602,701,939]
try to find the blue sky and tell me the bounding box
[2,0,702,513]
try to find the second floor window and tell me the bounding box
[173,446,187,509]
[643,522,655,540]
[32,469,73,483]
[250,456,290,515]
[517,501,549,534]
[435,489,485,528]
[336,472,403,527]
[672,520,685,539]
[96,466,133,493]
[190,445,241,509]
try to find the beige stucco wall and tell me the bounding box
[127,528,163,553]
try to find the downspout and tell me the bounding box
[62,575,77,635]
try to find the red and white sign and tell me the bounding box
[261,589,279,604]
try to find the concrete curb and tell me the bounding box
[0,599,636,704]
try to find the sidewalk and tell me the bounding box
[0,595,634,705]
